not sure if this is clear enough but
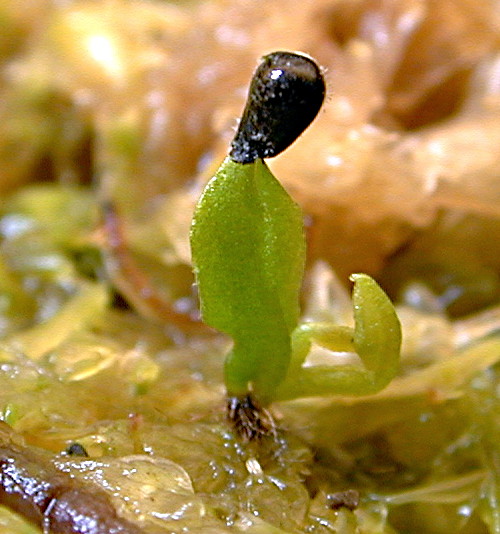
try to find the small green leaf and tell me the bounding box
[274,274,401,400]
[190,158,305,399]
[350,273,402,390]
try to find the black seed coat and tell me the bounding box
[230,51,325,164]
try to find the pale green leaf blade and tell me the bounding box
[190,158,305,397]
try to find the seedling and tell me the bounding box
[190,52,401,440]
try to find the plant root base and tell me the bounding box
[227,394,276,442]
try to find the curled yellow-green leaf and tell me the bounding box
[274,274,402,401]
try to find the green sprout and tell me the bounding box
[190,52,401,439]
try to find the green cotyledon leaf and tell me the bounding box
[190,157,305,399]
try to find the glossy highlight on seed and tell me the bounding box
[230,51,325,164]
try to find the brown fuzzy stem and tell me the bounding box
[227,394,276,442]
